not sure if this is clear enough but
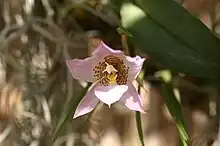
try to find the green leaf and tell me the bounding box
[136,0,220,62]
[135,70,145,146]
[136,112,145,146]
[158,70,189,146]
[120,3,220,79]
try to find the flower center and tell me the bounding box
[93,55,129,86]
[107,71,117,85]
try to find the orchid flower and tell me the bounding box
[66,41,145,118]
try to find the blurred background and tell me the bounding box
[0,0,220,146]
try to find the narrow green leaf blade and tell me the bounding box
[159,70,189,146]
[136,112,145,146]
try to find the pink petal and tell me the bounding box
[123,55,145,81]
[94,84,128,107]
[73,85,99,118]
[92,41,124,56]
[120,83,145,113]
[66,56,101,82]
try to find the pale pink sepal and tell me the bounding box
[66,56,101,82]
[92,41,123,56]
[121,83,145,113]
[124,56,145,81]
[73,85,100,119]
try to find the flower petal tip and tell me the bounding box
[73,113,79,119]
[73,111,89,119]
[134,106,146,114]
[73,110,85,119]
[140,108,147,114]
[92,41,123,56]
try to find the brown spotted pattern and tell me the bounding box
[93,55,129,86]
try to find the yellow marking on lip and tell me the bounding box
[107,72,117,85]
